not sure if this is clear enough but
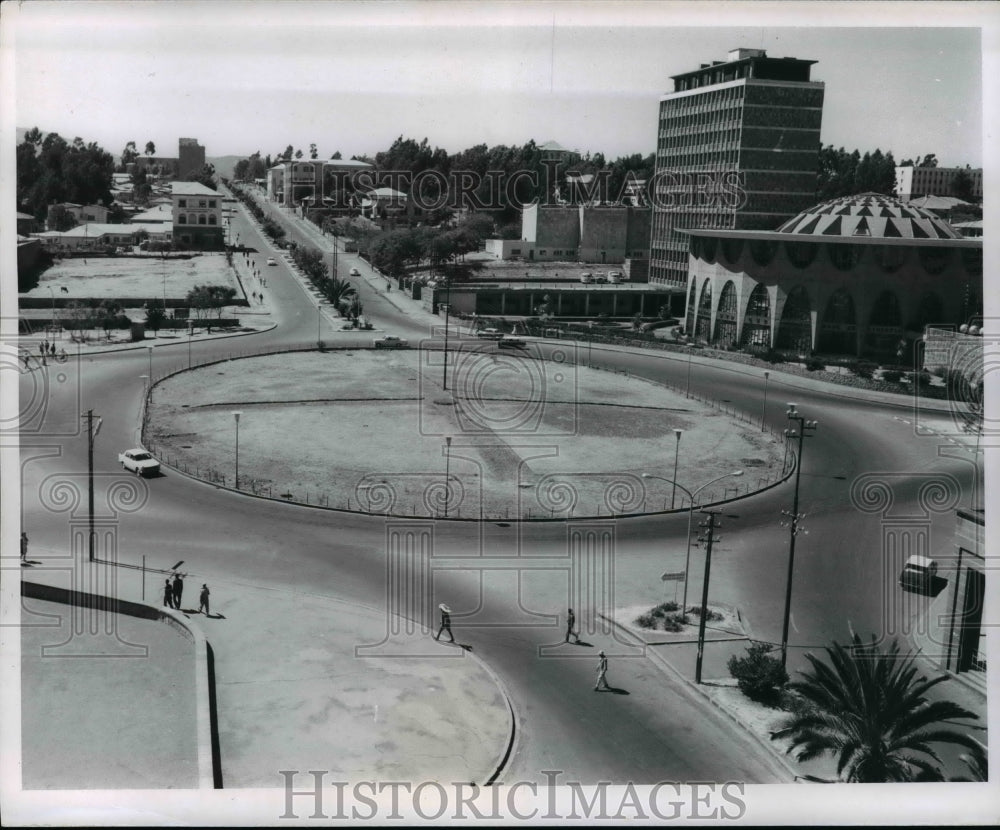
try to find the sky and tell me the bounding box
[3,1,993,168]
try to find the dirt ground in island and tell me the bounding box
[146,348,785,519]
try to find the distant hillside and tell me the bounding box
[208,156,243,180]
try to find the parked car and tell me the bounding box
[475,328,503,340]
[118,448,160,477]
[594,273,608,283]
[350,267,360,276]
[579,272,593,284]
[498,336,526,349]
[373,335,409,349]
[267,257,277,266]
[607,270,624,284]
[899,555,939,592]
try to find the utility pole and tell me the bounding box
[84,409,100,562]
[780,404,818,670]
[442,280,452,391]
[695,509,723,684]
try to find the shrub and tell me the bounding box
[804,356,825,372]
[727,642,789,705]
[880,368,903,384]
[849,359,876,380]
[686,605,723,622]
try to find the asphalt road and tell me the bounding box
[19,193,979,785]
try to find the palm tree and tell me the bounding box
[323,276,356,309]
[772,632,981,782]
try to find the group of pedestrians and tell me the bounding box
[434,603,613,691]
[162,573,212,615]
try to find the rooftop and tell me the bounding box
[171,181,220,197]
[775,193,962,240]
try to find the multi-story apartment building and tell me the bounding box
[649,48,825,286]
[171,181,224,248]
[895,166,983,202]
[266,159,373,208]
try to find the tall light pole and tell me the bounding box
[443,436,452,518]
[695,509,729,685]
[442,280,452,391]
[685,344,693,399]
[760,371,770,431]
[780,403,818,670]
[188,321,194,368]
[233,411,242,490]
[147,345,153,381]
[671,429,682,509]
[642,470,744,617]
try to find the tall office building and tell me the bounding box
[649,48,825,286]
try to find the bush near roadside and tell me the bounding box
[727,642,788,706]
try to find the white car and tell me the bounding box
[475,328,503,340]
[119,448,160,477]
[267,257,277,266]
[374,335,409,349]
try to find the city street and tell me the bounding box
[17,194,983,789]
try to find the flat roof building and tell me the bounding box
[650,48,825,286]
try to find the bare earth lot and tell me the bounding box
[147,349,784,519]
[23,253,240,301]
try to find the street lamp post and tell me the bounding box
[671,429,682,509]
[147,346,153,381]
[685,344,693,399]
[444,436,452,518]
[780,403,818,670]
[642,469,744,618]
[233,411,242,490]
[188,321,194,368]
[442,280,452,390]
[760,371,770,431]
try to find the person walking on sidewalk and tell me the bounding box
[594,650,611,691]
[172,573,184,610]
[435,603,454,643]
[20,531,28,562]
[163,578,174,609]
[199,584,211,615]
[565,608,579,643]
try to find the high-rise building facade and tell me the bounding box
[649,48,825,286]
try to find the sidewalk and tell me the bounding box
[19,555,512,788]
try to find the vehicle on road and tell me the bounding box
[267,257,277,266]
[899,555,939,593]
[579,272,593,284]
[373,335,409,349]
[607,270,625,284]
[118,448,160,477]
[350,267,360,276]
[475,328,503,340]
[498,336,526,349]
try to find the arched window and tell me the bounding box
[177,214,186,225]
[714,281,738,347]
[208,215,217,225]
[784,240,817,269]
[827,243,862,272]
[750,239,778,267]
[865,290,903,357]
[198,215,207,225]
[918,247,952,276]
[775,286,812,352]
[873,245,907,273]
[695,279,713,341]
[702,236,718,263]
[818,288,856,355]
[740,284,771,349]
[720,238,744,265]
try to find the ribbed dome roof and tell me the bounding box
[776,193,962,240]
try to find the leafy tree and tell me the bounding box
[294,149,303,160]
[144,141,156,157]
[48,204,78,232]
[323,276,357,308]
[330,150,342,160]
[144,301,166,334]
[121,140,139,168]
[17,131,115,221]
[186,284,236,319]
[309,143,318,160]
[186,163,217,190]
[98,300,123,337]
[952,168,975,202]
[771,632,980,782]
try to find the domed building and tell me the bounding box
[681,193,983,360]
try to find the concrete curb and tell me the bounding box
[21,580,218,789]
[597,610,803,784]
[28,322,280,358]
[460,648,519,786]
